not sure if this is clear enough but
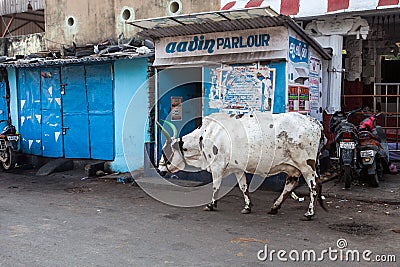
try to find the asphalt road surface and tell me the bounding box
[0,169,399,266]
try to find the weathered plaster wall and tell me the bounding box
[112,57,149,172]
[45,0,116,49]
[0,33,45,57]
[45,0,220,49]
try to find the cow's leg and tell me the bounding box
[204,174,222,211]
[234,172,252,214]
[268,175,299,215]
[303,168,319,220]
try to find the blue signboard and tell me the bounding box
[288,36,309,64]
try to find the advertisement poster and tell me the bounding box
[309,56,321,76]
[309,77,320,110]
[206,63,275,113]
[171,96,182,121]
[309,56,322,112]
[299,87,310,111]
[288,86,299,112]
[288,85,310,112]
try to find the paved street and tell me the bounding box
[0,168,399,266]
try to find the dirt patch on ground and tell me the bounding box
[64,185,93,193]
[329,222,380,235]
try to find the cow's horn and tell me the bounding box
[161,120,178,139]
[156,121,172,142]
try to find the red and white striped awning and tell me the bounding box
[221,0,400,17]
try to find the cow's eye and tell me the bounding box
[183,148,187,151]
[172,141,180,150]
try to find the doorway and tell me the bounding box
[156,67,202,159]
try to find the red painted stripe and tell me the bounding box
[280,0,300,15]
[244,0,264,8]
[378,0,400,6]
[327,0,350,12]
[221,1,236,10]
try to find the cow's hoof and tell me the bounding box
[203,204,215,211]
[267,208,278,215]
[241,207,251,214]
[302,214,313,221]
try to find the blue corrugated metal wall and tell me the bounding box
[0,81,8,130]
[86,64,114,160]
[61,65,90,158]
[17,63,115,160]
[40,68,63,157]
[18,68,42,155]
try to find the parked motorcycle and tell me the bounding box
[0,120,20,170]
[357,113,389,187]
[329,108,361,189]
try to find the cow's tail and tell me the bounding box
[317,177,327,212]
[316,128,327,177]
[317,128,328,212]
[318,129,327,157]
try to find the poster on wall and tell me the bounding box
[206,63,275,113]
[309,56,321,76]
[171,96,182,121]
[309,77,320,111]
[288,85,310,112]
[309,56,322,114]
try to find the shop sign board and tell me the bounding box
[155,27,288,59]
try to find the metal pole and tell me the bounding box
[2,14,15,37]
[397,84,399,150]
[385,85,388,126]
[374,83,377,112]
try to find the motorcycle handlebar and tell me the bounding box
[345,107,363,119]
[361,112,385,118]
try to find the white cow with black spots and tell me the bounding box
[157,111,326,219]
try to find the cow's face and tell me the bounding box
[157,138,186,176]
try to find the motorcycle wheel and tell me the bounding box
[343,166,352,189]
[369,173,379,187]
[1,147,16,170]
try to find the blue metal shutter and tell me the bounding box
[61,65,90,158]
[18,68,42,155]
[85,64,114,160]
[40,68,63,157]
[0,81,8,130]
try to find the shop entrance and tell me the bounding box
[342,56,400,156]
[376,58,400,154]
[157,67,202,159]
